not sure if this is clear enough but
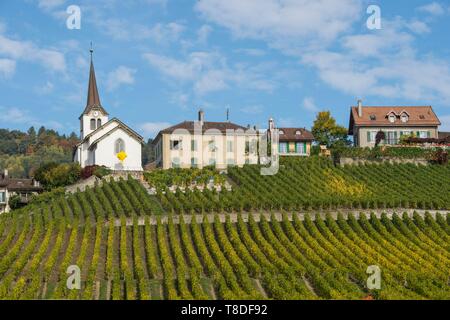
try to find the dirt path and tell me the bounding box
[109,209,449,227]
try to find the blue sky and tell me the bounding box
[1,0,450,139]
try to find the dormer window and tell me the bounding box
[295,130,301,135]
[388,114,396,123]
[279,130,284,135]
[370,114,376,121]
[401,113,409,123]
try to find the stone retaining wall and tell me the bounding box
[339,157,429,166]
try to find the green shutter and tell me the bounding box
[427,131,431,138]
[367,131,371,142]
[416,131,420,137]
[294,142,297,153]
[304,142,307,154]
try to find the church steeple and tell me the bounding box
[86,48,101,108]
[79,45,109,139]
[79,45,108,119]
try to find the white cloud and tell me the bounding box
[0,33,66,72]
[0,107,32,123]
[235,48,266,57]
[0,58,16,78]
[241,105,263,114]
[279,118,295,127]
[94,18,185,42]
[0,106,63,129]
[406,20,431,34]
[170,92,190,108]
[143,51,276,95]
[197,25,213,44]
[417,2,445,15]
[35,81,54,95]
[196,0,362,52]
[302,97,319,112]
[298,17,450,105]
[106,66,136,91]
[139,122,172,137]
[37,0,66,10]
[439,115,450,131]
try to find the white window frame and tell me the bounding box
[227,140,233,153]
[115,138,125,154]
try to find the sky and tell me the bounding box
[1,0,450,139]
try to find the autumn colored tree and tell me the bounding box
[311,111,350,148]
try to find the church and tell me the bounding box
[73,51,144,171]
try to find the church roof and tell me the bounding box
[79,54,109,119]
[76,118,144,148]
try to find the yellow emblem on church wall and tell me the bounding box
[117,151,127,162]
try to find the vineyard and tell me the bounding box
[0,206,449,299]
[153,157,450,214]
[0,157,449,300]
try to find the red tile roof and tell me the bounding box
[277,128,314,142]
[349,106,441,134]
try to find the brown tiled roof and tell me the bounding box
[277,128,314,142]
[349,106,441,134]
[0,178,43,191]
[351,106,440,126]
[79,118,144,145]
[79,59,109,119]
[153,121,251,143]
[161,121,248,133]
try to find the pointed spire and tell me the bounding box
[80,44,108,118]
[86,45,101,108]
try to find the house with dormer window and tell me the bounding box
[268,118,314,156]
[348,100,441,147]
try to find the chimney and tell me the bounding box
[198,109,205,125]
[357,99,363,117]
[268,118,275,131]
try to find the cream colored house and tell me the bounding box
[349,101,441,148]
[153,110,260,169]
[267,118,314,156]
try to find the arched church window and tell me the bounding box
[90,119,96,130]
[97,119,102,128]
[115,138,125,154]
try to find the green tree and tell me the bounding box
[8,195,22,210]
[311,111,350,147]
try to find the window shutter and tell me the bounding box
[367,131,371,142]
[416,131,420,137]
[304,143,307,154]
[427,131,431,138]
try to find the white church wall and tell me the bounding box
[93,128,143,171]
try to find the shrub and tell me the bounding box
[34,162,81,190]
[81,165,111,179]
[8,195,22,210]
